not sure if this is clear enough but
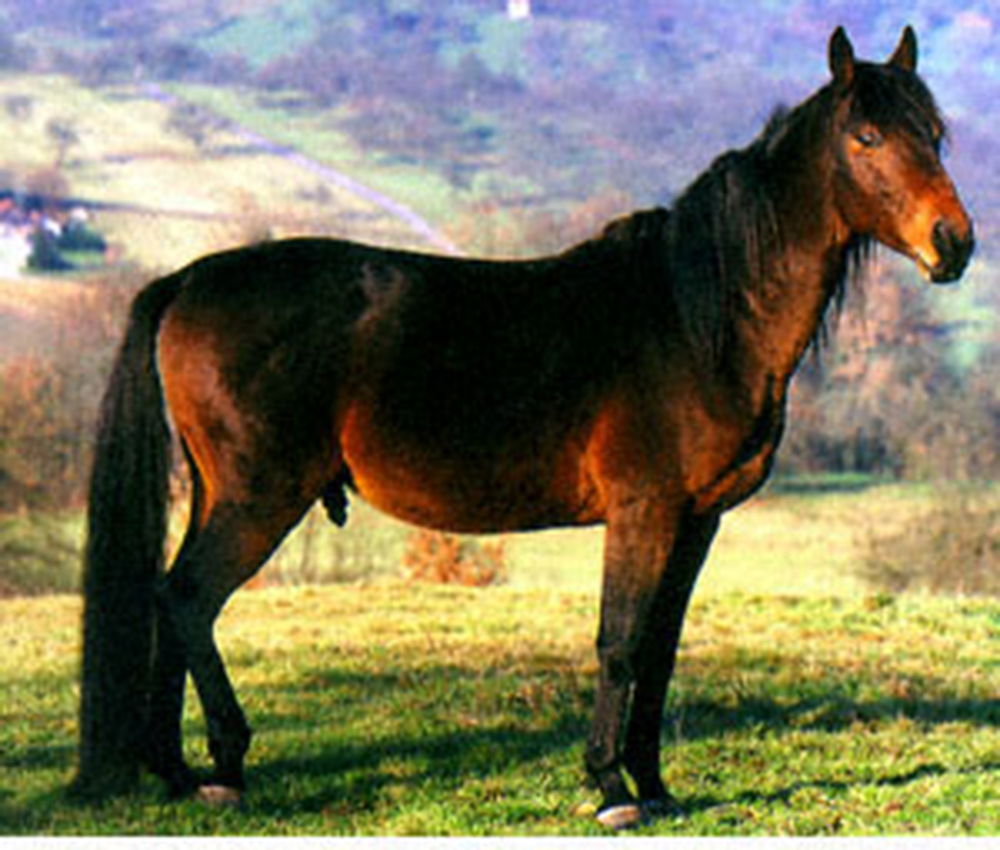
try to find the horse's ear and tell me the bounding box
[829,27,855,88]
[889,25,918,72]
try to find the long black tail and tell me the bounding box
[72,272,185,799]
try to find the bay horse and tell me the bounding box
[73,27,973,828]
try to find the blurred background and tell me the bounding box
[0,1,997,598]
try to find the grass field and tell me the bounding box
[0,71,439,274]
[0,478,931,599]
[4,484,1000,836]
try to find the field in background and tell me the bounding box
[210,477,957,599]
[0,72,450,276]
[0,477,949,600]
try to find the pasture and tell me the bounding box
[4,484,1000,836]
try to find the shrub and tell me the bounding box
[256,502,407,587]
[402,530,508,587]
[0,276,134,513]
[0,513,81,597]
[858,486,1000,596]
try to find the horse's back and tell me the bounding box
[153,234,659,531]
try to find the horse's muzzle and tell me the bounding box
[930,219,975,284]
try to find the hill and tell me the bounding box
[0,3,998,505]
[0,4,996,262]
[2,3,997,225]
[0,72,453,275]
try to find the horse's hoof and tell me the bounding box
[642,794,683,821]
[196,785,244,808]
[595,802,644,830]
[67,770,138,804]
[159,766,201,800]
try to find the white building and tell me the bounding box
[0,227,31,278]
[508,0,531,21]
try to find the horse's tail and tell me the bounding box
[72,271,185,799]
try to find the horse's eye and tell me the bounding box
[855,129,883,149]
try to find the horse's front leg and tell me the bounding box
[585,494,684,829]
[624,510,719,814]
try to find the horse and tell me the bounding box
[72,27,974,828]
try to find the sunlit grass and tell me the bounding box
[4,579,1000,835]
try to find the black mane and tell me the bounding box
[640,69,939,370]
[664,139,784,367]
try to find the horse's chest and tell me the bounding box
[690,400,786,514]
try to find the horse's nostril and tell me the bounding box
[933,220,973,257]
[932,220,954,255]
[930,219,974,282]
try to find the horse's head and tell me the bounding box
[827,26,974,283]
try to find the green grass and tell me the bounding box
[196,0,329,68]
[0,479,950,600]
[3,584,1000,835]
[165,82,467,236]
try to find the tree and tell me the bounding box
[780,259,988,480]
[46,118,80,167]
[166,103,216,151]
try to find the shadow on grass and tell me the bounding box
[668,688,1000,743]
[248,713,587,818]
[229,663,1000,820]
[5,661,1000,830]
[682,757,1000,819]
[1,740,76,772]
[237,662,590,817]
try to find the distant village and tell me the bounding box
[0,191,108,278]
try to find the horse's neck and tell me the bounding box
[727,141,850,405]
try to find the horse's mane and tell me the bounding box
[596,110,863,372]
[593,61,948,373]
[665,139,784,366]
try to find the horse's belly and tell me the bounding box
[340,408,602,533]
[348,454,599,534]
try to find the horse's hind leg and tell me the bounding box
[143,448,206,796]
[145,592,198,796]
[144,540,198,794]
[157,496,312,798]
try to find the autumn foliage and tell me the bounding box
[402,530,508,587]
[0,279,131,512]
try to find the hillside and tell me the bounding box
[2,3,998,243]
[0,73,453,273]
[0,3,998,508]
[0,4,996,263]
